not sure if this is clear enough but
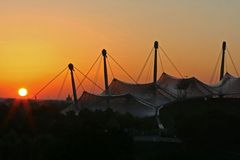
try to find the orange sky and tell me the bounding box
[0,0,240,99]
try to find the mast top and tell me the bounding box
[222,41,226,51]
[154,41,158,49]
[68,63,74,71]
[102,49,107,57]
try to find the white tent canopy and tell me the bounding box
[62,91,156,117]
[105,78,175,107]
[62,72,240,117]
[158,72,216,98]
[210,72,240,96]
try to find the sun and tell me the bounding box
[18,88,28,97]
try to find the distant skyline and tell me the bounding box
[1,0,240,99]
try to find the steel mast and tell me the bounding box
[153,41,159,85]
[68,63,78,107]
[220,41,227,80]
[102,49,109,95]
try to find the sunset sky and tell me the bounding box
[0,0,240,99]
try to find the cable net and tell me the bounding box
[104,78,175,107]
[63,72,240,117]
[78,91,155,117]
[210,72,240,96]
[157,72,216,98]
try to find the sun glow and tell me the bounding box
[18,88,28,97]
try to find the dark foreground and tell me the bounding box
[0,98,240,160]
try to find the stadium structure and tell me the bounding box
[34,41,239,127]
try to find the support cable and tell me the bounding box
[108,53,137,84]
[74,71,85,92]
[107,58,115,79]
[227,49,239,77]
[74,67,104,91]
[33,66,68,99]
[57,70,69,99]
[76,54,101,91]
[158,51,164,72]
[159,46,184,78]
[145,55,153,82]
[91,57,102,93]
[226,53,228,73]
[210,51,221,83]
[136,48,153,82]
[214,60,220,83]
